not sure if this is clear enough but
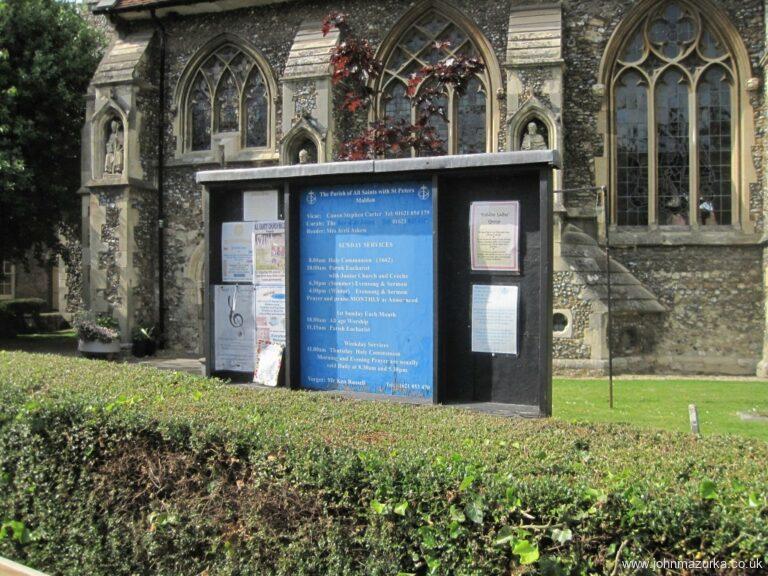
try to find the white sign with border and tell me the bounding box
[471,284,519,355]
[214,284,256,372]
[470,201,520,272]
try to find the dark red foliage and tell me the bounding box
[338,117,445,161]
[323,17,486,160]
[323,12,382,113]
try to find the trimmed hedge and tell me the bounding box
[0,298,46,334]
[0,351,766,575]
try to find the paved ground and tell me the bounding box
[129,354,204,375]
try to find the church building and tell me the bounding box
[80,0,768,376]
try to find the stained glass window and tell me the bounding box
[612,1,736,227]
[457,77,486,155]
[189,74,212,151]
[656,68,690,225]
[244,69,268,148]
[616,71,649,226]
[216,71,239,132]
[698,66,732,225]
[379,10,490,155]
[185,43,271,152]
[419,87,448,157]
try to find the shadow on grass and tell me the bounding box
[0,329,78,356]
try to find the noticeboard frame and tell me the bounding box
[199,152,558,417]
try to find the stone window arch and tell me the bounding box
[601,0,757,229]
[375,2,501,156]
[174,35,278,162]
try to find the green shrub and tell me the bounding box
[0,308,17,338]
[0,351,766,575]
[0,298,46,333]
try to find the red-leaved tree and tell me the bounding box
[322,12,485,160]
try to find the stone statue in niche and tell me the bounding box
[292,139,317,165]
[104,119,124,175]
[521,121,547,151]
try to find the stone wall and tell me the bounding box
[90,0,767,373]
[611,245,764,373]
[553,271,593,360]
[140,0,518,351]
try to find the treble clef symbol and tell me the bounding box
[228,294,244,328]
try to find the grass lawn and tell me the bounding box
[0,329,77,355]
[554,377,768,441]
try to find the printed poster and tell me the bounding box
[252,220,286,285]
[214,285,256,372]
[222,222,255,283]
[471,284,519,355]
[255,285,286,345]
[470,201,520,272]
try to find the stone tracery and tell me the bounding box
[185,43,270,152]
[611,1,737,226]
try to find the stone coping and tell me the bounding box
[196,151,561,185]
[0,556,48,576]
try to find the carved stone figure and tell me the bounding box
[298,148,310,164]
[521,121,547,151]
[104,119,124,175]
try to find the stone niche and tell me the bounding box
[279,20,339,164]
[96,111,126,180]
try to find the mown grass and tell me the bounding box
[554,378,768,441]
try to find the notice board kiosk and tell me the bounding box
[198,151,559,417]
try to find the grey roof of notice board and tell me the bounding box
[559,224,666,314]
[196,151,562,185]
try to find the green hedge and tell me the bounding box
[0,298,46,334]
[0,351,766,575]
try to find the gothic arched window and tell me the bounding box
[378,9,493,156]
[611,2,738,226]
[183,42,273,153]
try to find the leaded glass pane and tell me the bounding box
[418,13,448,36]
[202,55,224,87]
[700,27,726,59]
[698,66,732,225]
[656,68,690,225]
[621,31,644,63]
[189,74,212,151]
[616,71,649,225]
[244,69,268,148]
[419,87,448,157]
[457,77,486,154]
[382,10,489,156]
[215,71,239,133]
[384,82,411,123]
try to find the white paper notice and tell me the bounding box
[254,342,284,387]
[214,285,256,372]
[471,285,518,355]
[244,190,279,222]
[222,222,255,283]
[255,285,286,345]
[470,201,520,272]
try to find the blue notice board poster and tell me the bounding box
[300,181,434,399]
